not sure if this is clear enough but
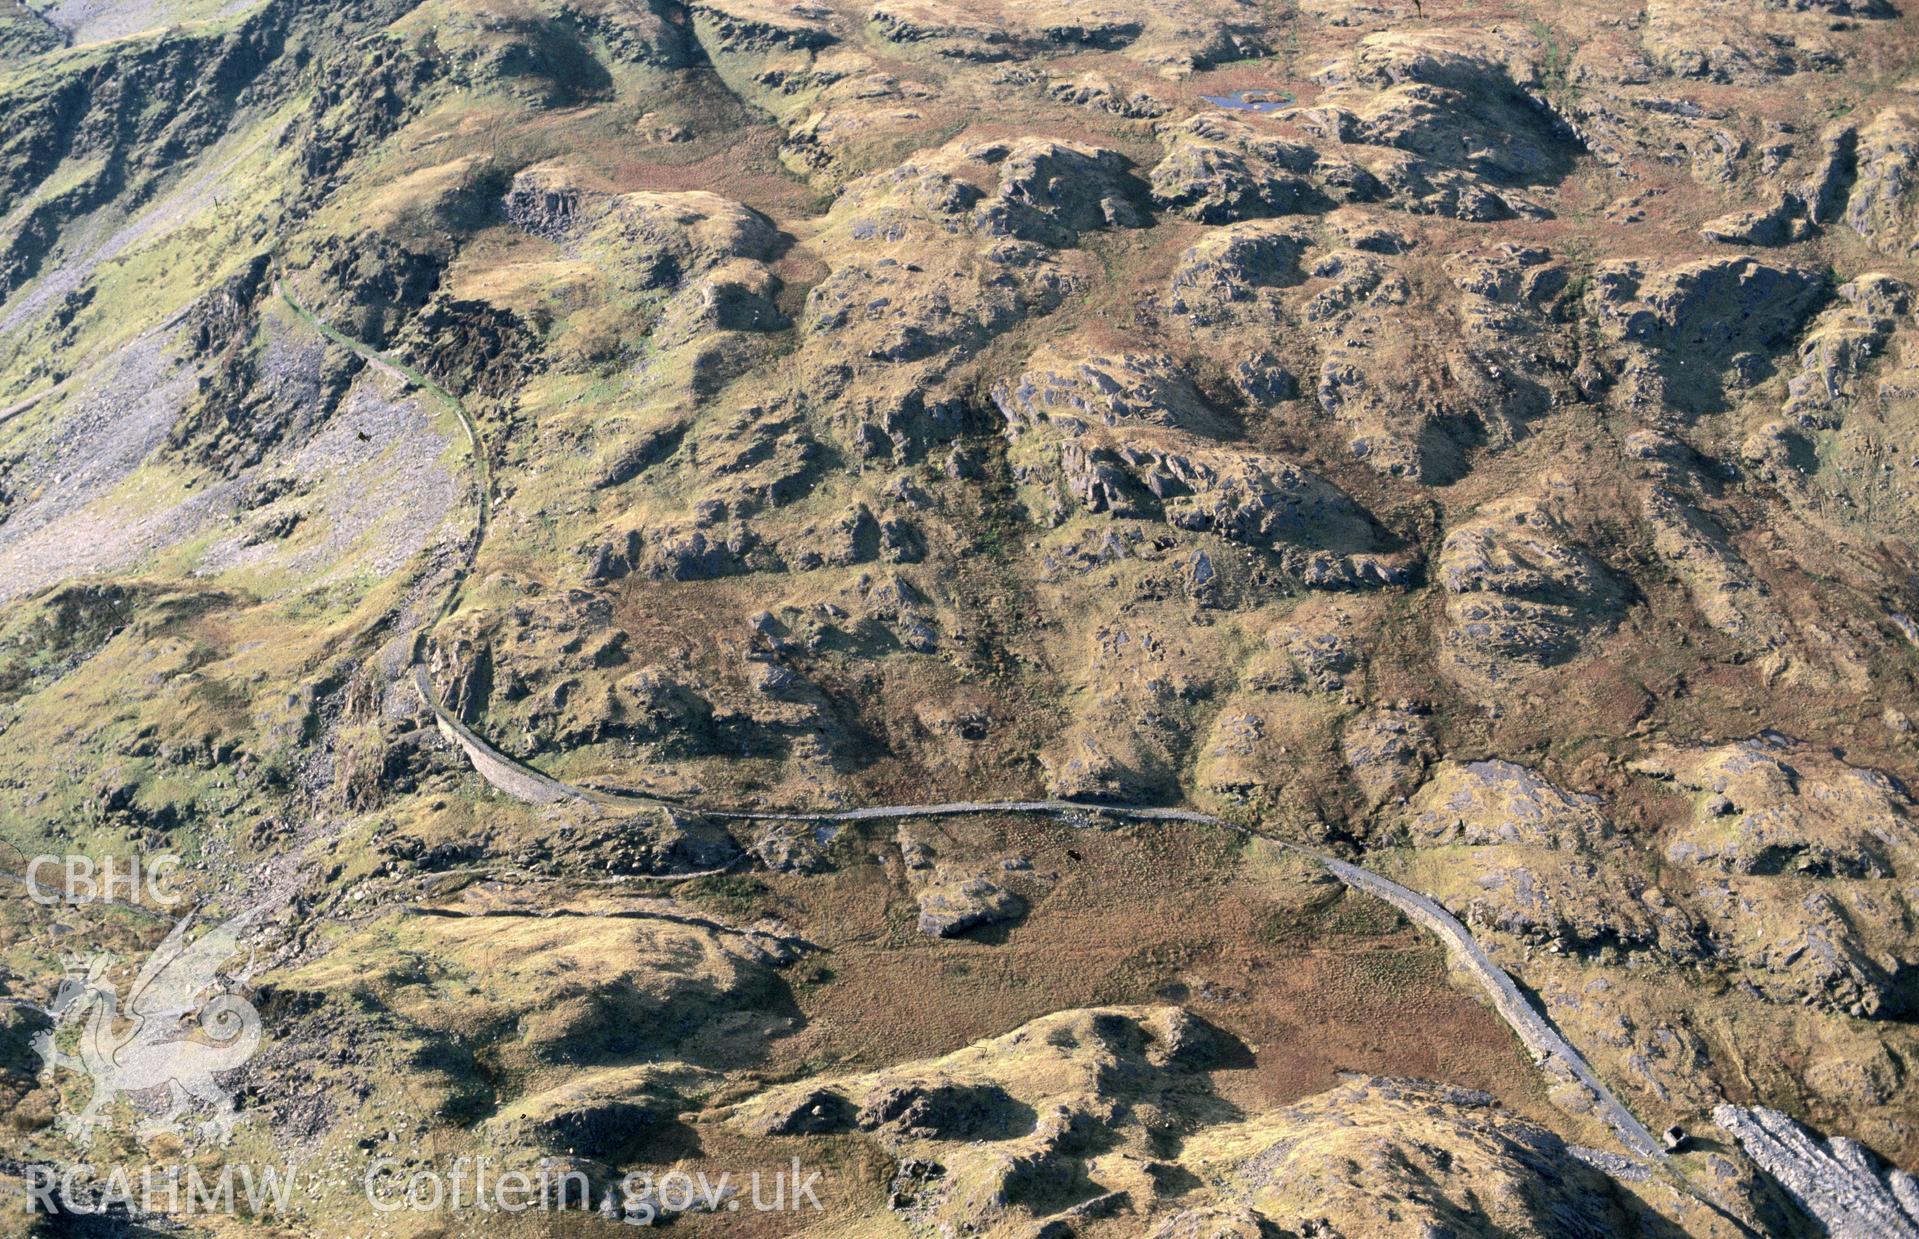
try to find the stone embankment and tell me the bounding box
[1315,854,1662,1159]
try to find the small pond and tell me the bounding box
[1199,88,1295,113]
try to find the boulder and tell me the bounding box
[916,871,1026,937]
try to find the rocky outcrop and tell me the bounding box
[865,0,1267,75]
[1715,1105,1919,1238]
[1163,219,1312,329]
[1264,599,1367,691]
[689,0,837,54]
[994,348,1227,436]
[1633,736,1918,1016]
[1783,274,1908,427]
[310,231,448,350]
[1633,426,1883,693]
[0,582,144,705]
[1408,760,1612,848]
[1047,73,1166,119]
[287,34,440,216]
[502,165,585,240]
[1394,759,1705,957]
[1341,706,1433,806]
[1629,438,1794,657]
[1464,857,1678,953]
[805,246,1058,367]
[1042,619,1213,801]
[732,1005,1235,1233]
[1694,878,1910,1018]
[1159,216,1571,481]
[170,257,359,474]
[1149,112,1351,224]
[1294,30,1577,220]
[1589,256,1827,418]
[485,1065,708,1161]
[999,344,1415,588]
[651,259,788,347]
[1437,486,1626,689]
[1187,1076,1672,1236]
[582,189,783,291]
[744,1022,1714,1235]
[1635,736,1917,879]
[1848,108,1919,255]
[969,139,1151,245]
[1700,121,1856,246]
[0,0,424,297]
[398,294,543,400]
[787,136,1157,463]
[1642,0,1869,84]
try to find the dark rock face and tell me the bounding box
[313,233,446,350]
[287,31,439,212]
[171,254,356,473]
[0,0,374,296]
[399,295,544,399]
[0,5,63,61]
[524,1095,665,1159]
[503,169,583,240]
